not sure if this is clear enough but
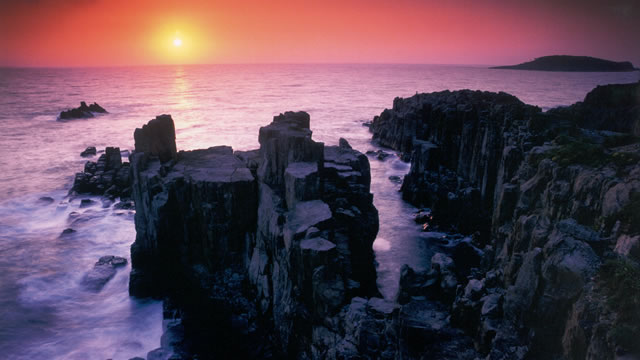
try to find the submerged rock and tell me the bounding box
[37,196,54,205]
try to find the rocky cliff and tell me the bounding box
[129,112,388,358]
[371,81,640,359]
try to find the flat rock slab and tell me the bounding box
[169,146,254,183]
[287,200,332,234]
[285,162,318,178]
[325,145,362,162]
[300,237,336,252]
[284,200,332,250]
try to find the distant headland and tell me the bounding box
[491,55,638,72]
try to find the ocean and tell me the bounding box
[0,64,637,359]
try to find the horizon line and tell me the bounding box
[0,62,499,70]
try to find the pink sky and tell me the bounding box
[1,0,638,67]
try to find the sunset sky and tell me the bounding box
[1,0,638,67]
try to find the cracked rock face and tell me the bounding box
[371,83,640,359]
[128,111,379,358]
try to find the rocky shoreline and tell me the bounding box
[64,80,640,359]
[371,80,640,359]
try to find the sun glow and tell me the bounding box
[148,21,215,65]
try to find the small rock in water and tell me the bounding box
[376,150,392,160]
[81,255,128,292]
[98,255,127,267]
[365,149,392,160]
[37,196,54,205]
[80,146,97,157]
[79,199,96,208]
[59,228,76,237]
[59,101,107,120]
[114,201,135,210]
[388,175,402,184]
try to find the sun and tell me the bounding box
[173,38,182,47]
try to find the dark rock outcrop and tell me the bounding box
[491,55,637,72]
[549,81,640,136]
[370,83,640,359]
[58,101,107,120]
[133,114,178,163]
[81,146,97,157]
[70,146,131,199]
[129,111,380,358]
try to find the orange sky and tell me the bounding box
[1,0,638,67]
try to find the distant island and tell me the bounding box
[491,55,638,72]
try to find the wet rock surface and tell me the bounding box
[81,255,127,292]
[370,82,640,359]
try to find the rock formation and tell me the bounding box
[549,80,640,136]
[58,101,108,120]
[371,82,640,359]
[129,112,383,358]
[70,147,131,199]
